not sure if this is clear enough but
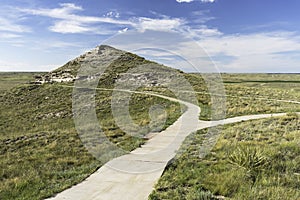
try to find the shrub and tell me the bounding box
[228,146,269,184]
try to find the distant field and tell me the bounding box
[186,73,300,119]
[222,73,300,90]
[0,72,45,92]
[221,73,300,97]
[1,72,299,99]
[222,73,300,82]
[221,73,300,119]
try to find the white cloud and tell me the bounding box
[0,33,22,39]
[19,3,134,34]
[134,17,184,32]
[49,20,96,34]
[0,17,31,33]
[17,3,218,36]
[196,31,300,72]
[176,0,194,3]
[20,3,187,34]
[11,3,298,73]
[107,29,300,73]
[196,28,222,36]
[185,25,223,38]
[200,32,300,56]
[153,30,300,72]
[201,0,215,2]
[176,0,215,3]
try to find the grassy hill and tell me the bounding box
[0,45,187,199]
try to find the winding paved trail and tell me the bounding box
[46,88,299,200]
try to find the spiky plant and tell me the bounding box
[228,146,269,184]
[187,189,217,200]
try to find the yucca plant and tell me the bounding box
[187,189,217,200]
[228,146,269,184]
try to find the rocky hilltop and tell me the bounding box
[33,45,185,89]
[34,45,124,84]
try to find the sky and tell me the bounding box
[0,0,300,73]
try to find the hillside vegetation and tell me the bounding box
[0,46,184,199]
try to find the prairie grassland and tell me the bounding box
[0,73,299,199]
[149,114,300,200]
[223,74,300,119]
[0,72,38,91]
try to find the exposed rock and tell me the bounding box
[33,70,76,84]
[32,45,125,84]
[31,45,186,91]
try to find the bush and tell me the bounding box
[228,146,269,184]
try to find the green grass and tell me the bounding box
[222,73,300,83]
[0,72,44,92]
[190,73,300,120]
[0,82,182,199]
[149,113,300,200]
[1,68,300,199]
[0,130,100,200]
[222,74,300,119]
[0,52,187,199]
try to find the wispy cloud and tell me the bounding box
[18,2,223,39]
[198,31,300,72]
[0,15,29,46]
[185,25,223,38]
[9,2,223,40]
[32,40,83,49]
[49,20,96,34]
[0,33,22,39]
[190,10,215,23]
[18,3,189,35]
[107,29,300,73]
[19,3,134,34]
[0,17,31,33]
[241,21,291,32]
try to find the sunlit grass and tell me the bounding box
[1,72,300,199]
[150,114,300,200]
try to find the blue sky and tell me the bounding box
[0,0,300,72]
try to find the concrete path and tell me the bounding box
[46,89,299,200]
[46,92,200,200]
